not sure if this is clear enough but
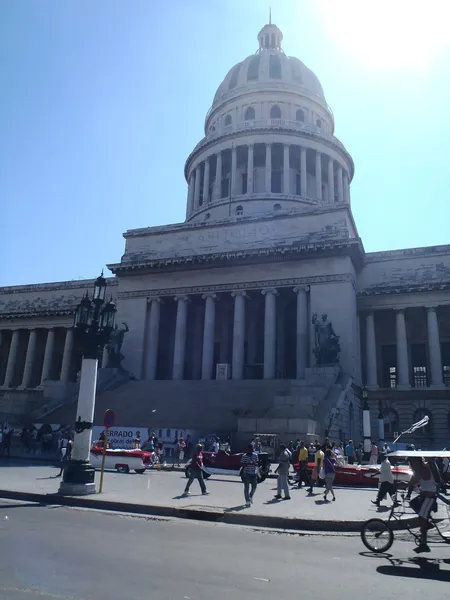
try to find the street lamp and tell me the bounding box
[58,271,116,496]
[362,386,372,461]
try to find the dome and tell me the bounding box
[211,24,325,110]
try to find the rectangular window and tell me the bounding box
[444,365,450,387]
[381,345,397,388]
[295,173,301,195]
[411,343,428,388]
[413,365,428,388]
[389,366,397,389]
[271,170,282,193]
[241,173,247,194]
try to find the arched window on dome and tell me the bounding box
[270,105,281,119]
[224,114,232,127]
[204,213,210,221]
[247,56,260,81]
[265,34,269,47]
[316,118,322,128]
[269,54,282,79]
[273,203,281,211]
[228,64,241,90]
[296,109,305,122]
[244,106,255,121]
[236,205,243,216]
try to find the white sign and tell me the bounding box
[92,426,143,449]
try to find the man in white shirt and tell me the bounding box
[371,456,398,507]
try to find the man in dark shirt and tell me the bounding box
[183,444,209,496]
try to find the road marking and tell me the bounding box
[2,587,87,599]
[253,577,270,582]
[147,477,150,490]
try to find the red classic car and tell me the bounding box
[185,450,270,482]
[294,461,412,487]
[90,444,151,474]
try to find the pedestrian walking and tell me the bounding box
[371,456,398,507]
[240,444,259,507]
[369,441,379,465]
[323,449,336,501]
[274,444,291,500]
[296,441,311,489]
[56,437,73,477]
[183,444,208,496]
[345,439,356,465]
[173,437,186,467]
[308,443,324,494]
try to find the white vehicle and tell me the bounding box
[90,446,150,474]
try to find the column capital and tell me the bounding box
[231,290,247,299]
[395,307,407,314]
[202,293,217,300]
[261,288,278,296]
[174,295,189,303]
[293,285,310,294]
[149,297,162,304]
[426,305,439,311]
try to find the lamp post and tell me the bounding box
[58,272,116,496]
[362,386,372,462]
[378,400,385,446]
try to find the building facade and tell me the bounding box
[1,23,449,446]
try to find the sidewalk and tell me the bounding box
[0,461,417,532]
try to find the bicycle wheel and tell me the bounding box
[361,519,394,553]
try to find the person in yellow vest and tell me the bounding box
[308,443,324,494]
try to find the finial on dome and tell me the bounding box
[269,7,272,25]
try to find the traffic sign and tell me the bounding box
[104,409,115,429]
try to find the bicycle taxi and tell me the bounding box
[361,450,450,554]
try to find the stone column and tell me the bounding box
[247,305,258,365]
[247,144,254,194]
[60,328,74,384]
[343,172,350,204]
[265,143,272,193]
[395,309,410,387]
[21,329,37,388]
[283,144,290,194]
[315,151,322,200]
[231,145,237,197]
[231,291,246,380]
[201,294,216,380]
[194,165,201,210]
[40,328,55,385]
[215,151,222,200]
[366,312,378,387]
[186,174,195,218]
[337,165,344,203]
[293,286,308,379]
[427,306,444,387]
[328,157,335,203]
[300,147,307,197]
[203,157,210,204]
[4,329,20,387]
[262,288,277,379]
[146,298,161,380]
[172,296,188,380]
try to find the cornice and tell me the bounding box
[0,309,75,321]
[118,273,355,300]
[0,277,118,296]
[108,239,364,275]
[358,281,450,297]
[365,244,450,263]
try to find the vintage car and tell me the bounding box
[294,460,412,487]
[90,444,151,474]
[185,450,271,483]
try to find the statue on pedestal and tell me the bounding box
[312,313,341,365]
[105,322,129,368]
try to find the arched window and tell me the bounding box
[244,106,255,121]
[270,105,281,119]
[296,109,305,122]
[224,114,232,127]
[247,55,260,81]
[273,203,281,211]
[269,54,282,79]
[412,408,433,437]
[383,409,399,439]
[158,429,162,438]
[228,64,241,90]
[166,429,171,438]
[204,213,210,220]
[236,205,243,216]
[316,118,322,128]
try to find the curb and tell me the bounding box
[0,489,418,533]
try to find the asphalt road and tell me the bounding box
[0,501,450,600]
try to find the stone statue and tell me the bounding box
[312,313,341,365]
[105,322,129,368]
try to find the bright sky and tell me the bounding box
[1,0,449,286]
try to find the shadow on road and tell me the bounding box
[360,551,450,581]
[224,505,247,512]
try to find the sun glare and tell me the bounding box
[315,0,450,69]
